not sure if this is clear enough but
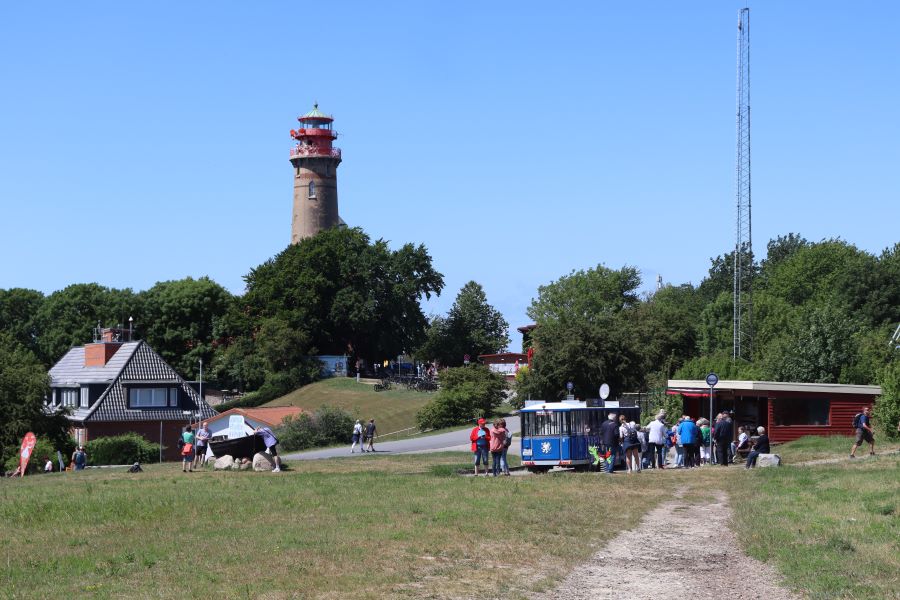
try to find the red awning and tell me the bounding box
[666,388,711,398]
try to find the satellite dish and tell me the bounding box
[599,383,610,400]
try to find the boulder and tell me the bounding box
[253,452,275,472]
[214,455,234,471]
[757,453,781,468]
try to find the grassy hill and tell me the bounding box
[261,377,434,438]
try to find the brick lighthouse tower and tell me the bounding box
[289,104,342,243]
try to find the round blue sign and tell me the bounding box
[566,381,574,391]
[706,373,719,387]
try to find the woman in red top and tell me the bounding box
[489,419,508,477]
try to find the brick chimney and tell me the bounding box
[84,327,123,367]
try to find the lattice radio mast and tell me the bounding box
[733,7,752,361]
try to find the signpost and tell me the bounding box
[463,354,470,366]
[706,373,718,463]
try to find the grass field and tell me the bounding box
[3,440,898,599]
[262,378,435,438]
[773,434,900,464]
[731,452,900,599]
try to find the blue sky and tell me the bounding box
[1,2,897,345]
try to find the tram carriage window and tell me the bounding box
[522,412,534,436]
[534,412,559,436]
[560,412,571,435]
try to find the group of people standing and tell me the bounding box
[599,410,771,472]
[469,417,512,476]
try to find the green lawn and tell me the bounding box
[773,434,900,464]
[263,377,435,438]
[730,453,900,599]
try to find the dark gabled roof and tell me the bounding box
[53,341,217,423]
[49,342,140,385]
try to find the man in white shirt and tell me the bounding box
[647,411,668,469]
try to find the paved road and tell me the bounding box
[282,418,522,460]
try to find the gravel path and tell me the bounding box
[536,491,801,600]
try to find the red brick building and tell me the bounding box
[667,379,881,443]
[48,328,217,460]
[478,353,527,382]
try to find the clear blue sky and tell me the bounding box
[1,2,897,346]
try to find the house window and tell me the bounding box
[308,181,316,198]
[80,387,89,408]
[129,388,170,408]
[169,387,179,407]
[773,398,830,426]
[60,388,78,408]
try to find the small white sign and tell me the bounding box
[605,400,620,408]
[227,415,247,439]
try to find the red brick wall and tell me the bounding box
[84,343,122,367]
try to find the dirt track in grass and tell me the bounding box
[536,490,801,600]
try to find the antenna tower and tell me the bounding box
[733,7,752,361]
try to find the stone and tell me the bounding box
[757,453,781,468]
[214,455,234,471]
[253,452,275,472]
[238,459,252,471]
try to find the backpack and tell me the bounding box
[503,432,512,449]
[852,413,863,429]
[626,427,638,445]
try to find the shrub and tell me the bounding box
[277,405,356,452]
[3,437,65,475]
[84,433,161,466]
[417,366,507,430]
[874,360,900,440]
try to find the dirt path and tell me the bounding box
[536,491,800,600]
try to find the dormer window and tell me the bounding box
[308,181,317,198]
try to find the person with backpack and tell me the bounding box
[470,417,491,476]
[698,419,711,466]
[850,406,875,458]
[350,420,363,453]
[499,417,512,476]
[489,419,508,477]
[72,446,87,471]
[713,412,733,467]
[621,421,641,473]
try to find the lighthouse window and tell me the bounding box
[308,182,317,198]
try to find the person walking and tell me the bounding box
[181,425,195,473]
[72,446,87,471]
[850,406,875,458]
[470,418,491,476]
[647,411,667,469]
[678,416,699,469]
[745,426,770,469]
[600,413,620,473]
[713,413,733,467]
[194,421,211,469]
[621,421,641,473]
[255,425,282,472]
[489,419,508,477]
[499,418,512,476]
[364,419,377,452]
[351,419,364,453]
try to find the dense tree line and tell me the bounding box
[517,235,900,436]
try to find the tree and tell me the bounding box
[873,359,900,440]
[138,277,234,379]
[0,333,70,465]
[33,283,140,365]
[520,265,645,400]
[0,288,44,356]
[243,227,443,361]
[417,281,509,367]
[416,366,507,429]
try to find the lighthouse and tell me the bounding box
[289,104,342,243]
